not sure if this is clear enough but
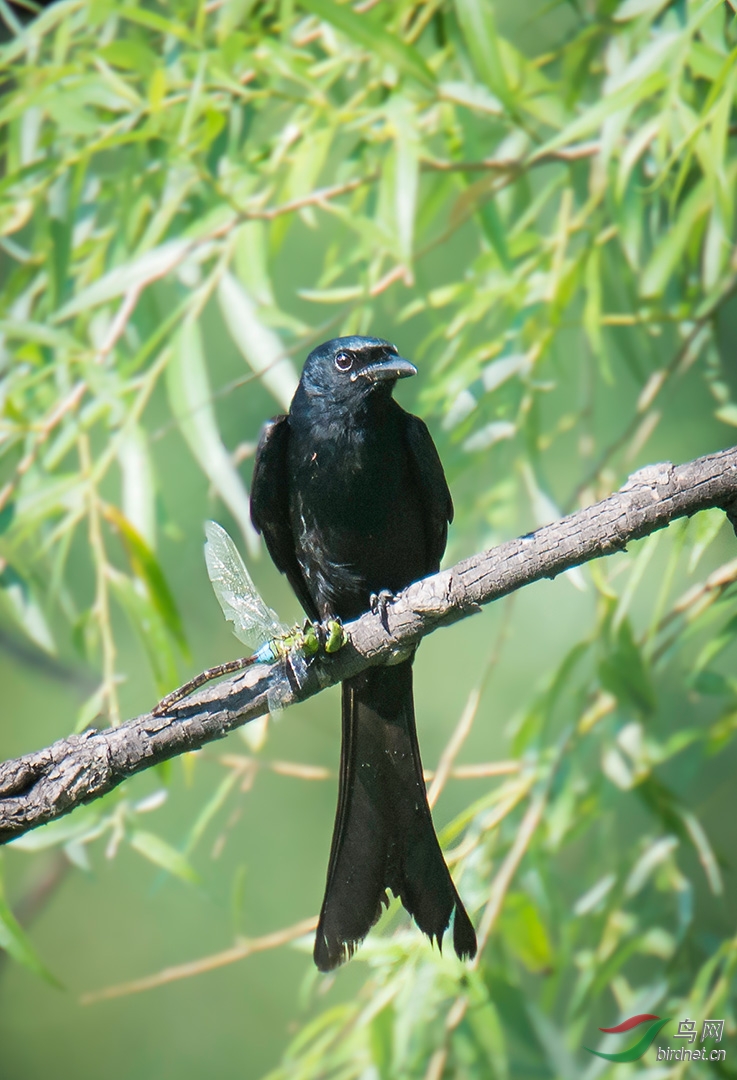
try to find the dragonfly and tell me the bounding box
[153,520,344,715]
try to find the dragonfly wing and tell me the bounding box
[288,648,310,691]
[204,521,287,649]
[266,666,291,715]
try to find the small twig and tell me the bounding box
[369,264,413,296]
[95,284,142,364]
[473,787,549,960]
[427,596,515,809]
[0,851,69,979]
[215,752,519,785]
[566,274,737,510]
[80,915,318,1004]
[218,753,331,781]
[426,750,563,1080]
[0,381,86,515]
[246,175,374,220]
[421,140,601,174]
[427,761,520,782]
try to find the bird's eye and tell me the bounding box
[334,351,353,372]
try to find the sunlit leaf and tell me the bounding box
[129,830,200,884]
[640,178,711,297]
[0,859,62,987]
[53,239,189,321]
[499,893,553,972]
[599,618,656,715]
[218,272,299,411]
[103,503,189,657]
[0,565,56,653]
[614,0,671,21]
[166,317,259,556]
[108,569,179,694]
[454,0,511,107]
[299,0,435,87]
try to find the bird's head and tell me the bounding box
[298,336,417,407]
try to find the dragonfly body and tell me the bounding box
[153,522,328,715]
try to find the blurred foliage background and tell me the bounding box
[1,0,737,1076]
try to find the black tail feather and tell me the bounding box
[314,659,477,971]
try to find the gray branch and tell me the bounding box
[1,445,736,845]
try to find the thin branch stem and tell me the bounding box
[427,596,514,809]
[80,916,318,1004]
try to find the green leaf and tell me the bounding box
[391,105,419,263]
[98,39,159,72]
[463,974,509,1079]
[640,178,711,297]
[369,1000,395,1080]
[715,402,737,427]
[532,70,667,159]
[0,566,56,653]
[687,507,725,571]
[0,502,14,535]
[599,618,656,714]
[9,810,103,852]
[166,317,260,556]
[679,810,723,894]
[217,272,298,411]
[454,0,511,108]
[693,612,737,675]
[298,0,435,88]
[129,830,200,884]
[614,0,670,21]
[0,860,62,987]
[117,4,199,46]
[477,196,510,269]
[53,239,189,322]
[117,424,156,549]
[75,682,108,733]
[0,319,77,348]
[296,285,363,303]
[439,80,502,115]
[102,504,189,658]
[184,771,239,856]
[510,641,590,753]
[498,893,553,972]
[108,570,179,694]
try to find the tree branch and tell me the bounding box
[1,445,736,845]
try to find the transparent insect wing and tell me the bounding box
[265,669,291,715]
[288,648,310,690]
[204,521,287,648]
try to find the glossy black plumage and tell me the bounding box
[251,335,476,970]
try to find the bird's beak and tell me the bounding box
[352,355,418,383]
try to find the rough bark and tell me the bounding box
[1,445,736,845]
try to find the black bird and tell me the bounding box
[250,335,477,971]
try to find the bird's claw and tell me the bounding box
[370,589,395,632]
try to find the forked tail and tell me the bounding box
[314,659,477,971]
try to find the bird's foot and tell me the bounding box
[370,589,395,632]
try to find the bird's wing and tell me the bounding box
[250,415,319,622]
[403,412,454,570]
